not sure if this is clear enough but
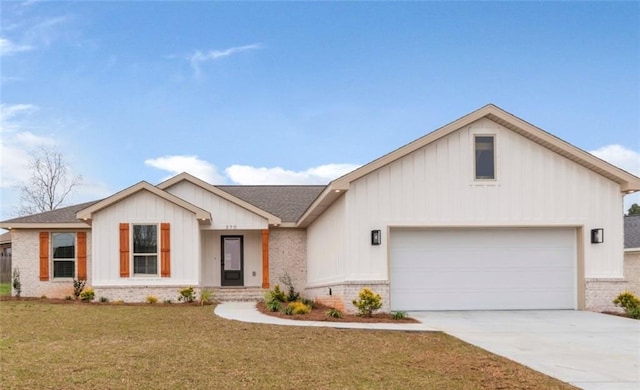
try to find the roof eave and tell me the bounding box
[0,223,91,229]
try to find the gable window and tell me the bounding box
[475,135,495,180]
[132,224,158,275]
[52,233,75,278]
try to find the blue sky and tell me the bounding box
[1,0,639,221]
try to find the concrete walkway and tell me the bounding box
[214,301,434,331]
[215,302,640,390]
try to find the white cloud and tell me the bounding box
[188,43,261,77]
[145,155,226,184]
[0,104,56,189]
[225,163,360,185]
[590,144,640,211]
[0,37,32,56]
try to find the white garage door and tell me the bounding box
[390,228,576,311]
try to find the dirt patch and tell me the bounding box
[256,300,419,323]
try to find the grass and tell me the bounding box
[0,283,10,297]
[0,301,576,389]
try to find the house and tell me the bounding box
[0,231,11,283]
[2,104,639,312]
[623,215,640,297]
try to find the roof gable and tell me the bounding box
[157,173,282,225]
[76,181,211,223]
[298,104,640,227]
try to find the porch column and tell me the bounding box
[261,229,270,288]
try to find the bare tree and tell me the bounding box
[17,146,82,215]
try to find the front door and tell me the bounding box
[221,236,243,286]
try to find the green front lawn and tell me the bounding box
[0,301,576,389]
[0,283,10,297]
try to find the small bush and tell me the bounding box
[64,295,72,301]
[73,279,86,300]
[283,305,294,315]
[199,289,214,305]
[163,299,172,304]
[266,299,280,312]
[287,301,311,315]
[391,311,408,320]
[352,288,383,317]
[300,297,315,309]
[40,295,47,299]
[12,268,21,298]
[279,273,300,302]
[178,286,196,303]
[99,297,109,303]
[80,287,95,301]
[113,300,124,305]
[326,308,343,318]
[613,291,640,319]
[271,284,287,302]
[146,295,158,304]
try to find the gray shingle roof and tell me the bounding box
[624,215,640,249]
[1,201,100,224]
[218,185,325,223]
[0,185,326,225]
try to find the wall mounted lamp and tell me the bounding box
[591,228,604,244]
[371,230,381,245]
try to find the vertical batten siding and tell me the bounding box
[91,190,200,286]
[165,182,268,230]
[200,230,262,287]
[343,117,625,281]
[307,195,346,285]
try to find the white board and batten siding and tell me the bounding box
[91,190,200,286]
[306,195,346,286]
[165,181,268,230]
[342,117,624,282]
[389,227,577,311]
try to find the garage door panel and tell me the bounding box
[390,228,576,311]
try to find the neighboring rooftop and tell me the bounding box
[219,185,325,223]
[0,231,10,244]
[624,215,640,249]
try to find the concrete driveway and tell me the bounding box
[410,310,640,390]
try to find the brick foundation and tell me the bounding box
[305,281,390,314]
[585,251,640,312]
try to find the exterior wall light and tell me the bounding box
[371,230,381,245]
[591,228,604,244]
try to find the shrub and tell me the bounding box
[279,273,300,302]
[163,299,172,304]
[352,288,382,317]
[80,287,95,301]
[271,284,287,302]
[73,279,86,300]
[613,291,640,319]
[266,299,280,312]
[146,295,158,304]
[99,297,109,303]
[113,300,124,305]
[12,268,21,297]
[326,308,343,318]
[178,286,196,303]
[300,297,315,309]
[64,296,72,301]
[199,289,214,305]
[40,295,47,299]
[391,311,408,320]
[287,301,311,315]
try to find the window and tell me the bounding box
[475,135,495,180]
[52,233,75,278]
[133,224,158,275]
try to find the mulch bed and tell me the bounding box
[256,300,419,323]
